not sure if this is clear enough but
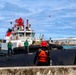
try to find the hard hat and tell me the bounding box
[40,41,48,47]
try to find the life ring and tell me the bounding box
[16,36,18,40]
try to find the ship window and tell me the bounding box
[19,32,24,37]
[26,33,31,37]
[32,33,35,37]
[15,33,18,35]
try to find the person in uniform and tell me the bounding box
[7,41,13,56]
[34,41,50,66]
[24,40,29,53]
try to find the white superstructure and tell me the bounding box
[1,18,35,50]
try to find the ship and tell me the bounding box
[1,18,40,51]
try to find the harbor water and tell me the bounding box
[63,45,76,49]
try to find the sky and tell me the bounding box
[0,0,76,40]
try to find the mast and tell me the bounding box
[26,19,30,30]
[26,19,29,27]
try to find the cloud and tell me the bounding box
[0,28,7,32]
[0,28,7,38]
[0,0,76,39]
[60,25,73,29]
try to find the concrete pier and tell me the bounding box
[0,66,76,75]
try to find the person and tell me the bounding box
[49,37,52,50]
[0,42,1,54]
[34,41,50,66]
[7,41,13,56]
[24,40,29,53]
[49,37,52,44]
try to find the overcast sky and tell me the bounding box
[0,0,76,40]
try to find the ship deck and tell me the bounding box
[0,48,76,67]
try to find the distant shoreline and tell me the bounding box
[62,44,76,46]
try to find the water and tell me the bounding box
[63,45,76,49]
